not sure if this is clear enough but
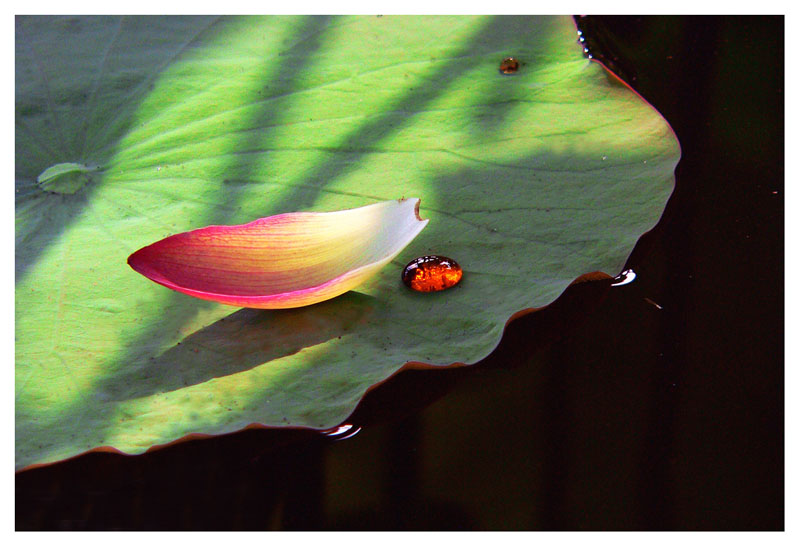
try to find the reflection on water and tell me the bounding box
[611,268,636,287]
[322,423,362,441]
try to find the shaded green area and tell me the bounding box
[15,15,680,469]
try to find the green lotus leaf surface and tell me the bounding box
[15,15,680,469]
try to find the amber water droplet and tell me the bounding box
[402,255,462,292]
[499,57,520,74]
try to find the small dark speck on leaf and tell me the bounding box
[499,57,520,74]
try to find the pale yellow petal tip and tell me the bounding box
[128,198,429,309]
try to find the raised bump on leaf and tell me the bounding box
[36,162,96,194]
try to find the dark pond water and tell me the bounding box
[16,15,784,530]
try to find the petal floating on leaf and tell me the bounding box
[127,198,428,309]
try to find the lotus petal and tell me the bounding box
[128,198,428,309]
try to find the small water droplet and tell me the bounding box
[402,255,463,292]
[322,423,361,441]
[499,57,520,74]
[611,268,636,287]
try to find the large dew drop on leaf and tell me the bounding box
[15,15,680,470]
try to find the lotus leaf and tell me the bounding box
[15,15,680,469]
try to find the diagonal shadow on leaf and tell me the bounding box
[272,16,529,212]
[111,292,378,401]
